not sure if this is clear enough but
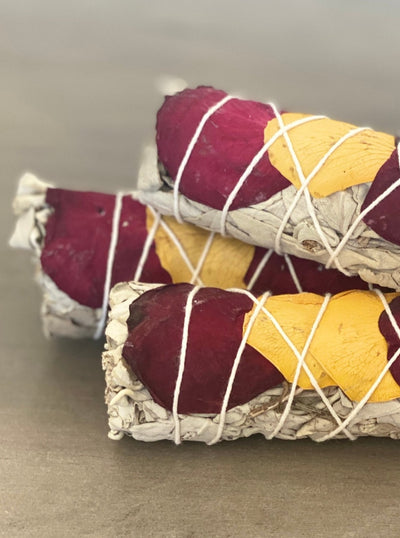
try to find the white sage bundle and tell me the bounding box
[10,173,370,339]
[103,281,400,443]
[137,86,400,290]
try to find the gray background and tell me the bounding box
[2,1,400,536]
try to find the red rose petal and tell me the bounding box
[41,189,171,308]
[378,295,400,385]
[156,86,290,211]
[361,148,400,246]
[122,284,283,414]
[245,249,371,296]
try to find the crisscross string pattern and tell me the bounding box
[223,288,355,442]
[316,287,400,442]
[218,106,371,275]
[96,196,310,339]
[143,209,308,294]
[177,98,400,277]
[172,286,400,443]
[325,143,400,269]
[95,197,209,339]
[219,113,326,237]
[237,288,400,442]
[267,111,400,276]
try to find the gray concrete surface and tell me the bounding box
[2,1,400,536]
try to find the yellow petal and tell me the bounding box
[244,293,336,389]
[310,291,400,402]
[147,208,255,289]
[264,113,395,198]
[244,291,400,402]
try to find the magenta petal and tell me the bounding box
[245,249,371,296]
[122,284,283,414]
[156,86,290,210]
[41,189,171,308]
[378,296,400,385]
[362,149,400,246]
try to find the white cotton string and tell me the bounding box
[208,291,271,445]
[172,285,200,445]
[256,295,355,440]
[246,248,274,291]
[157,215,205,286]
[273,126,368,257]
[190,231,215,285]
[268,103,350,276]
[266,293,331,440]
[133,207,161,281]
[246,248,305,295]
[323,347,400,442]
[283,254,303,293]
[173,94,234,223]
[230,288,355,440]
[325,146,400,268]
[94,191,124,340]
[219,114,325,237]
[326,174,400,268]
[317,288,400,442]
